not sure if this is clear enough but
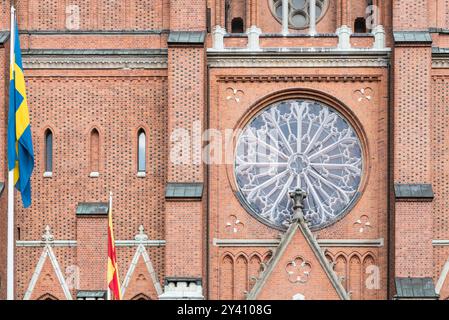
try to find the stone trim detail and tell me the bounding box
[22,50,168,70]
[432,240,449,246]
[432,58,449,69]
[436,258,449,294]
[16,240,166,247]
[23,226,73,300]
[208,50,390,68]
[16,240,77,247]
[213,238,384,247]
[216,75,382,83]
[23,56,168,70]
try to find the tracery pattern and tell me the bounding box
[270,0,329,29]
[235,99,363,230]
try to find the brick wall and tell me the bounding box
[393,0,429,30]
[165,42,206,282]
[394,44,433,277]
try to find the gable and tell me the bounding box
[25,247,72,300]
[121,245,162,300]
[247,221,349,300]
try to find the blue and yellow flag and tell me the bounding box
[7,19,34,208]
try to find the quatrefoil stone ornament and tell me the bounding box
[225,215,244,234]
[235,99,363,230]
[286,256,312,284]
[354,215,372,233]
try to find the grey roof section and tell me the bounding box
[432,47,449,54]
[429,27,449,34]
[395,277,439,299]
[0,31,10,45]
[76,202,109,216]
[246,219,350,300]
[167,31,205,44]
[166,183,203,199]
[76,290,107,299]
[394,183,434,200]
[393,31,432,44]
[0,182,4,197]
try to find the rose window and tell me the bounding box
[270,0,329,29]
[234,99,363,230]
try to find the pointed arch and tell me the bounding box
[89,128,100,174]
[44,128,53,173]
[225,0,246,33]
[349,254,362,300]
[234,254,249,299]
[249,254,262,291]
[137,128,147,173]
[334,253,348,290]
[220,254,234,300]
[362,253,378,299]
[37,293,59,300]
[131,293,151,300]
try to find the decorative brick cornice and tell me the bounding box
[208,50,390,68]
[216,74,382,83]
[432,58,449,69]
[23,49,168,70]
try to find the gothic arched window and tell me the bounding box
[234,98,363,230]
[90,128,100,174]
[226,0,246,33]
[44,129,53,173]
[138,129,146,173]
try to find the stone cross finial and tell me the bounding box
[289,188,307,222]
[42,225,54,244]
[135,225,149,242]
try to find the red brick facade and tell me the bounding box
[0,0,448,300]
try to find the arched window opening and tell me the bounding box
[138,129,146,173]
[45,129,53,173]
[90,128,100,174]
[225,0,246,33]
[354,17,367,33]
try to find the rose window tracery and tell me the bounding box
[234,99,363,230]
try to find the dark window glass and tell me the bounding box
[45,130,53,172]
[231,17,244,33]
[138,129,146,172]
[354,17,367,33]
[90,129,99,172]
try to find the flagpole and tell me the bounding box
[7,5,16,301]
[107,191,112,301]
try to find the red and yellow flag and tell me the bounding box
[107,193,121,300]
